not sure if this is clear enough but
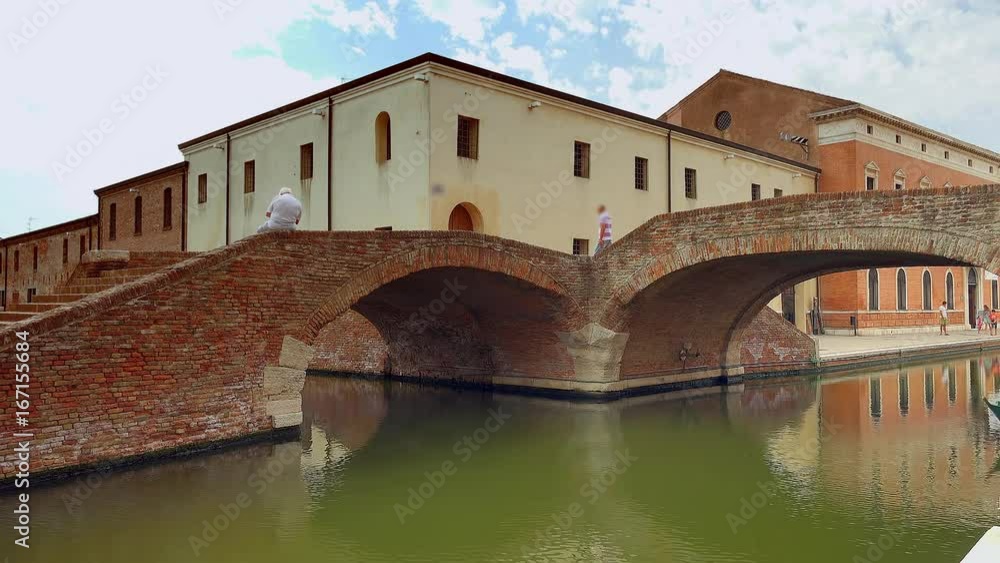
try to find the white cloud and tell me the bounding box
[515,0,611,34]
[413,0,506,43]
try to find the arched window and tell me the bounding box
[922,270,932,310]
[946,271,955,310]
[896,269,907,310]
[868,268,880,311]
[375,112,391,162]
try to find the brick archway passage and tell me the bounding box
[3,185,1000,478]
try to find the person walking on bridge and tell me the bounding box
[257,187,303,234]
[595,204,612,255]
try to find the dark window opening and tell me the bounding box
[868,269,879,311]
[896,269,907,310]
[243,160,255,194]
[574,141,591,178]
[109,203,117,241]
[163,188,173,230]
[634,157,648,191]
[62,238,68,264]
[684,168,697,198]
[751,184,761,201]
[457,115,479,159]
[198,173,208,203]
[572,238,589,256]
[301,143,314,179]
[922,271,932,310]
[134,196,143,236]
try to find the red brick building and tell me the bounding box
[95,162,187,252]
[0,215,97,309]
[664,71,1000,333]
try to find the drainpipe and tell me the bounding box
[666,130,673,213]
[225,133,231,246]
[3,245,7,310]
[327,96,333,231]
[181,166,188,251]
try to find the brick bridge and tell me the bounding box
[3,186,999,478]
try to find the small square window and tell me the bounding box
[198,174,208,204]
[572,238,589,256]
[944,150,950,160]
[751,183,761,201]
[684,168,697,199]
[634,157,648,191]
[895,134,902,144]
[774,188,784,198]
[457,115,479,159]
[921,143,927,152]
[968,158,974,167]
[866,125,874,135]
[574,141,591,178]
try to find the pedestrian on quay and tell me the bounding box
[257,187,303,234]
[990,307,998,336]
[939,301,949,336]
[595,204,612,255]
[979,306,990,333]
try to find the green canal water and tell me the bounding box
[4,354,1000,562]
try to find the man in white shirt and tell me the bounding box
[938,301,949,336]
[595,204,612,255]
[257,187,303,234]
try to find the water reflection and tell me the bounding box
[2,355,1000,562]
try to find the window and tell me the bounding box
[968,158,974,167]
[572,238,589,256]
[869,377,882,418]
[574,141,591,178]
[109,203,117,241]
[163,188,172,230]
[946,271,955,309]
[0,290,5,309]
[944,150,950,160]
[134,196,143,236]
[375,112,391,162]
[62,238,68,264]
[895,134,902,144]
[457,115,479,159]
[79,235,86,257]
[919,177,932,190]
[27,288,36,303]
[866,124,874,135]
[894,169,905,190]
[634,157,648,191]
[301,143,314,179]
[684,168,697,198]
[715,111,733,131]
[868,269,879,311]
[198,173,208,203]
[864,161,879,191]
[14,250,19,272]
[922,270,932,310]
[32,246,38,272]
[774,188,783,198]
[243,160,255,194]
[751,184,761,201]
[921,143,927,153]
[993,279,999,310]
[898,373,909,415]
[896,269,907,310]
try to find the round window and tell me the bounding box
[715,111,733,131]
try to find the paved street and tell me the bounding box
[816,329,1000,360]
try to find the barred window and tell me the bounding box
[244,160,255,194]
[457,115,479,159]
[774,188,784,198]
[301,143,314,179]
[684,168,697,198]
[574,141,591,178]
[634,157,648,191]
[198,174,208,204]
[751,183,761,201]
[572,238,589,256]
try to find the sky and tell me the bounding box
[2,0,999,237]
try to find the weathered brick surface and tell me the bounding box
[1,216,97,308]
[5,185,998,477]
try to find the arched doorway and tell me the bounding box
[448,203,482,232]
[968,267,979,328]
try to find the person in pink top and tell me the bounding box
[595,204,612,255]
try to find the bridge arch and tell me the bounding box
[598,188,1000,382]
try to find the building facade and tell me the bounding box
[663,70,1000,333]
[178,53,820,331]
[95,162,187,253]
[0,215,97,309]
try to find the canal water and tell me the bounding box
[4,353,1000,562]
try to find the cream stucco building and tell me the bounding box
[179,53,820,331]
